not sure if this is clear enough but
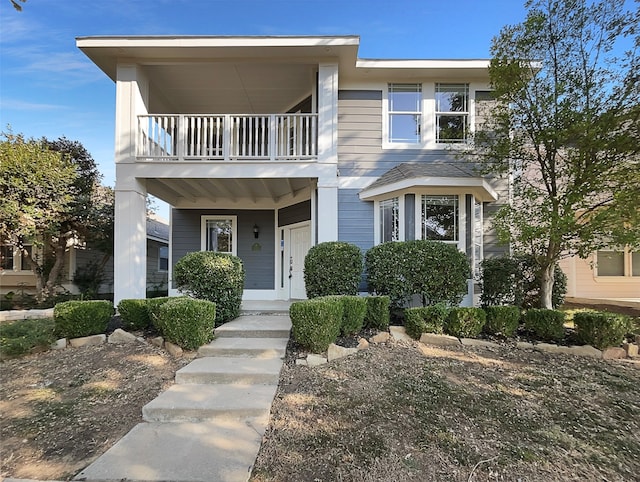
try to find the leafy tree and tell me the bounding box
[0,131,114,302]
[470,0,640,308]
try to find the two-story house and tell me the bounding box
[77,35,508,306]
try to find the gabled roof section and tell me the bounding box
[359,162,498,202]
[76,35,361,81]
[146,216,169,243]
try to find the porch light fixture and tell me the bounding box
[253,224,260,239]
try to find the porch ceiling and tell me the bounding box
[145,177,313,207]
[144,62,316,113]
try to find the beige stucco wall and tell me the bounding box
[560,255,640,300]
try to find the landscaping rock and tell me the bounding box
[327,343,358,362]
[69,334,106,348]
[108,329,137,344]
[295,358,308,366]
[602,347,627,360]
[568,345,602,359]
[150,336,165,348]
[306,354,328,366]
[51,338,67,350]
[533,343,561,353]
[357,338,370,350]
[370,332,390,344]
[623,342,639,357]
[165,342,183,357]
[460,338,498,348]
[419,333,460,346]
[389,326,412,342]
[516,342,535,350]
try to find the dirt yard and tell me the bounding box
[0,341,193,481]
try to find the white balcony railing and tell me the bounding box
[137,114,318,161]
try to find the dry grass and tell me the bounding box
[251,339,640,482]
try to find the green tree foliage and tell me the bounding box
[470,0,640,309]
[0,131,113,302]
[304,242,363,298]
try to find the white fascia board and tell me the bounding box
[359,177,498,202]
[356,59,490,70]
[76,35,360,49]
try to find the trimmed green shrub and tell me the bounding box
[327,295,366,336]
[146,296,175,329]
[173,251,245,324]
[404,303,450,339]
[290,298,343,352]
[574,311,632,349]
[366,240,470,309]
[480,255,567,308]
[0,318,56,359]
[523,309,565,342]
[117,299,150,330]
[365,295,390,330]
[484,305,521,337]
[54,300,114,338]
[445,307,487,338]
[153,297,216,350]
[304,242,363,298]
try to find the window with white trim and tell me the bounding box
[388,84,422,143]
[379,198,400,243]
[0,244,33,271]
[421,195,459,242]
[435,83,469,143]
[201,216,236,255]
[158,246,169,271]
[596,248,639,277]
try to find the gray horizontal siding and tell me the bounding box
[338,189,374,252]
[171,208,275,290]
[483,176,510,258]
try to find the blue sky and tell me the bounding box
[0,0,528,216]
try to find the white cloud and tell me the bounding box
[0,98,67,111]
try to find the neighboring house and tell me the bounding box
[77,35,509,305]
[559,249,640,302]
[0,216,169,297]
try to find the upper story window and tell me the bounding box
[0,245,13,270]
[435,83,469,143]
[379,197,400,243]
[388,84,422,143]
[201,216,237,255]
[421,195,459,242]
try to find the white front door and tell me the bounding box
[289,223,311,299]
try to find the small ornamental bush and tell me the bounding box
[290,298,342,353]
[574,311,632,349]
[54,300,114,338]
[117,299,150,330]
[153,297,216,350]
[146,296,176,330]
[0,318,56,359]
[404,303,450,339]
[445,307,487,338]
[523,309,565,342]
[304,242,363,298]
[173,251,245,325]
[366,240,470,309]
[483,306,521,337]
[326,295,367,336]
[480,256,567,309]
[364,296,390,330]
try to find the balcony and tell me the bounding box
[137,114,318,162]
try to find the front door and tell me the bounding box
[289,223,310,299]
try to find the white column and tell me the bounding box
[317,183,338,243]
[317,63,338,165]
[115,64,149,164]
[114,178,147,305]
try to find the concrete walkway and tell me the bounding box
[73,312,291,482]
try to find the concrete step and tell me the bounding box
[175,356,283,385]
[143,383,278,422]
[215,315,291,339]
[74,419,268,482]
[197,337,288,358]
